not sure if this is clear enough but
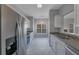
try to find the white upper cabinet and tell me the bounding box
[54,15,62,28]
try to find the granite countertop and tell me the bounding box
[50,32,79,54]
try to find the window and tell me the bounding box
[37,24,46,33]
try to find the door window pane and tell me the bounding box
[42,29,46,33]
[37,29,41,33]
[37,24,46,33]
[37,24,41,29]
[42,24,46,29]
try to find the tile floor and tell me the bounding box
[26,38,55,55]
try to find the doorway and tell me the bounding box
[34,18,49,38]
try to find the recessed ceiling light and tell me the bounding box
[37,4,42,8]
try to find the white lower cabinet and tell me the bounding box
[50,35,66,55]
[55,39,66,55]
[50,35,56,54]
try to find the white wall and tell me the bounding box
[1,5,19,54]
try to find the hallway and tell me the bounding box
[26,38,54,55]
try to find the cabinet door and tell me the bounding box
[50,35,54,48]
[55,39,66,55]
[54,15,62,27]
[49,35,56,53]
[51,35,56,52]
[50,35,66,55]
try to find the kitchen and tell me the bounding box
[0,4,79,55]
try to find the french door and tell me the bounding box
[37,24,47,33]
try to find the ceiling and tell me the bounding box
[12,4,63,18]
